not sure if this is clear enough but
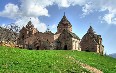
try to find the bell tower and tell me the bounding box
[57,12,72,33]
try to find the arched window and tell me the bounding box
[22,34,24,39]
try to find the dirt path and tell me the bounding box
[66,56,103,73]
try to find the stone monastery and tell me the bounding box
[17,13,104,54]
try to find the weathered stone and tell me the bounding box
[17,14,104,54]
[80,26,104,54]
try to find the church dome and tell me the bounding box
[58,13,72,27]
[26,21,34,28]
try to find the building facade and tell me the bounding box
[17,13,104,54]
[80,26,104,54]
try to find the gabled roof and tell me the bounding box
[61,29,80,40]
[58,13,72,27]
[26,21,34,28]
[69,32,80,40]
[19,26,27,32]
[81,26,103,45]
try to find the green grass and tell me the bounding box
[67,51,116,73]
[0,46,116,73]
[0,46,89,73]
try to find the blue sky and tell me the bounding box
[0,0,116,54]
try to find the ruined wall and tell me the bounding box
[38,32,54,43]
[54,33,60,40]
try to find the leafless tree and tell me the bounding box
[0,23,20,44]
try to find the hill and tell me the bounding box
[109,53,116,58]
[0,46,116,73]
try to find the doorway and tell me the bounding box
[36,46,40,50]
[64,45,67,50]
[28,45,32,50]
[85,49,90,52]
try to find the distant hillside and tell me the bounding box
[0,46,116,73]
[109,53,116,58]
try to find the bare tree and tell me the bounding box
[0,23,20,44]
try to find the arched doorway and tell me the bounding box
[64,45,67,50]
[36,46,40,50]
[85,47,90,52]
[28,47,32,50]
[85,49,90,52]
[28,45,32,50]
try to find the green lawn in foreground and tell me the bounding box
[0,46,89,73]
[0,46,116,73]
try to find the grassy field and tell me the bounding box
[0,46,116,73]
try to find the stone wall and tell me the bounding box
[38,32,54,43]
[17,15,104,54]
[57,26,72,33]
[56,30,80,50]
[54,33,60,40]
[80,26,104,54]
[72,38,81,50]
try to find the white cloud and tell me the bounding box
[103,13,116,24]
[55,0,70,8]
[51,24,57,29]
[0,0,116,29]
[15,17,47,32]
[20,0,50,17]
[82,2,94,16]
[81,0,116,25]
[0,3,20,19]
[0,0,50,32]
[68,0,86,6]
[49,24,57,33]
[20,0,116,25]
[0,0,87,18]
[1,24,6,27]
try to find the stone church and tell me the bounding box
[80,26,104,54]
[17,13,104,54]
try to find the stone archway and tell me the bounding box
[85,49,90,52]
[28,46,32,50]
[64,45,67,50]
[36,46,40,50]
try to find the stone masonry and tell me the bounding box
[17,13,104,54]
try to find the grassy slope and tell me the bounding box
[0,46,89,73]
[68,51,116,73]
[0,46,116,73]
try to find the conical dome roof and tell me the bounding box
[26,21,34,28]
[87,26,95,34]
[58,13,72,27]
